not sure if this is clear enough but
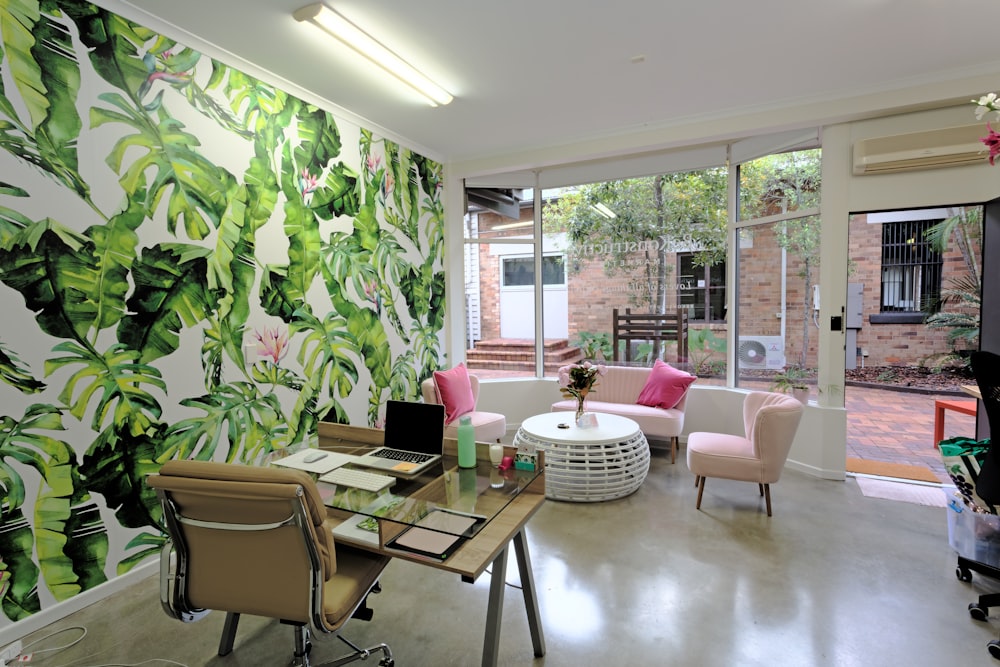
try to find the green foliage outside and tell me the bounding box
[573,332,611,360]
[923,208,982,368]
[687,327,726,375]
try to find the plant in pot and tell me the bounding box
[772,365,811,404]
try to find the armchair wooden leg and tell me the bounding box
[758,483,764,497]
[694,474,700,488]
[670,436,677,464]
[763,484,772,517]
[696,477,705,509]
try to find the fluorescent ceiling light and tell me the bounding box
[492,221,534,231]
[592,203,617,219]
[293,3,453,107]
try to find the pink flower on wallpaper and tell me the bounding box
[254,327,289,364]
[381,171,395,199]
[298,168,319,197]
[366,154,382,174]
[362,278,379,305]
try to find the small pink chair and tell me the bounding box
[687,391,804,516]
[421,375,507,443]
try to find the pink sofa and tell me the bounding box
[551,365,691,463]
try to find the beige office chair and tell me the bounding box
[686,391,804,516]
[421,374,506,442]
[147,460,393,666]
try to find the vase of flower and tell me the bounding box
[558,362,605,428]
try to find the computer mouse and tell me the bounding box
[303,451,327,463]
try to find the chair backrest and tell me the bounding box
[421,374,481,408]
[972,351,1000,504]
[743,391,804,483]
[147,460,334,625]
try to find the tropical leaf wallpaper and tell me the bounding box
[0,0,445,625]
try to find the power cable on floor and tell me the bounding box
[14,626,188,667]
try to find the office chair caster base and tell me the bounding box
[988,639,1000,660]
[958,564,973,582]
[971,602,990,621]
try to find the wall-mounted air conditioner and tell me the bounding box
[853,123,988,175]
[738,336,786,370]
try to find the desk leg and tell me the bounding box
[513,529,546,657]
[482,546,508,667]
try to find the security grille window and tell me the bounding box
[502,255,566,287]
[879,219,942,314]
[677,253,726,322]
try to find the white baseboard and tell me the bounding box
[0,560,157,647]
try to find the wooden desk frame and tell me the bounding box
[317,422,546,667]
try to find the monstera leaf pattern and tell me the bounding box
[0,0,445,623]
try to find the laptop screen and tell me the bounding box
[383,400,445,455]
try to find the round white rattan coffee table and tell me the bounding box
[513,412,650,502]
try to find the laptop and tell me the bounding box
[353,400,445,476]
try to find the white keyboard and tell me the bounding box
[320,467,395,493]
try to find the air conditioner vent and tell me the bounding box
[853,123,988,175]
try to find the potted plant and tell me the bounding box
[772,365,811,404]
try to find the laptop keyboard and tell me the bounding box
[372,447,436,464]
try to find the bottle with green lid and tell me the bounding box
[457,415,476,468]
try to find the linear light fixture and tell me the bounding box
[293,3,453,107]
[591,202,617,219]
[492,220,534,231]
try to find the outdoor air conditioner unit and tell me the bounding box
[853,123,988,175]
[738,336,786,370]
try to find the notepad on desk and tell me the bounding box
[386,509,483,561]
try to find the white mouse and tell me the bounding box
[303,451,327,463]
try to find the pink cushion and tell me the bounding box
[433,363,476,424]
[636,359,696,410]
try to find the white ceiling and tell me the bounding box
[106,1,1000,167]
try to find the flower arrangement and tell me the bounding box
[973,94,1000,164]
[558,361,607,416]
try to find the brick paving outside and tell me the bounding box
[844,384,974,484]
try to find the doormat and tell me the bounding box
[846,457,940,483]
[855,476,947,508]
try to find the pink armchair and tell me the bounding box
[421,374,507,443]
[686,391,804,516]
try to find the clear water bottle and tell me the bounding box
[457,415,476,468]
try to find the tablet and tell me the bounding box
[387,509,483,561]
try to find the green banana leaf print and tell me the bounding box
[0,0,445,624]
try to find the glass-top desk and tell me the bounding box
[307,421,547,667]
[303,424,541,543]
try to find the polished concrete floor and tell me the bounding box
[16,451,1000,666]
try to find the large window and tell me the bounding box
[879,219,942,315]
[735,148,822,395]
[677,253,726,322]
